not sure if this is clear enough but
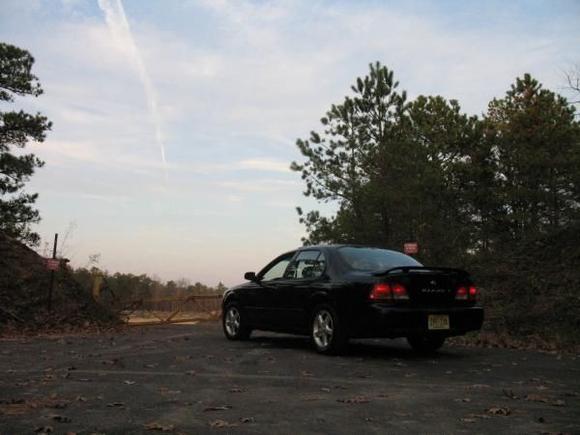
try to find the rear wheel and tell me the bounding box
[311,305,348,355]
[223,303,251,340]
[407,335,445,353]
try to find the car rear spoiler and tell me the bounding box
[373,266,470,277]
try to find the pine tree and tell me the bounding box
[0,42,51,245]
[485,74,580,243]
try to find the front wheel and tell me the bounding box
[223,303,251,341]
[311,305,348,355]
[407,335,445,353]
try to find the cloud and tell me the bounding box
[97,0,168,179]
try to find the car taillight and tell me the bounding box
[392,283,409,300]
[370,283,391,300]
[456,286,468,300]
[456,285,477,301]
[469,286,477,300]
[370,283,408,301]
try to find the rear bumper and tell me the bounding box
[350,305,484,338]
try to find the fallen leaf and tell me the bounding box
[525,394,549,403]
[485,406,511,416]
[337,396,370,404]
[229,387,244,393]
[106,402,125,407]
[143,422,175,432]
[467,413,491,420]
[209,419,237,428]
[50,414,72,423]
[203,405,233,412]
[503,389,519,400]
[123,380,136,385]
[469,384,491,389]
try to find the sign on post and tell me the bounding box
[404,242,419,255]
[46,258,60,271]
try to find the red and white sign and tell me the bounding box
[46,258,60,271]
[404,242,419,255]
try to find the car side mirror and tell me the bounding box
[244,271,258,282]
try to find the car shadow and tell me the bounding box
[250,333,471,361]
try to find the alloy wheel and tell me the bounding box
[225,306,241,337]
[312,309,334,350]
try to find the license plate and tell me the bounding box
[428,314,450,330]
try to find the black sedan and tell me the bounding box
[222,245,483,354]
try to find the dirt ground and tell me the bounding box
[1,322,579,434]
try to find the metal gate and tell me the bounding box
[120,294,223,325]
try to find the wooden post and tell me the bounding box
[47,233,58,312]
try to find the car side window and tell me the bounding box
[261,254,293,281]
[284,250,326,280]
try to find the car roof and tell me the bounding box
[297,244,401,252]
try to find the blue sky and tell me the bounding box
[1,0,578,285]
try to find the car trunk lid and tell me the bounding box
[374,267,470,307]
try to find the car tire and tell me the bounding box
[311,304,348,355]
[222,303,252,341]
[407,335,445,353]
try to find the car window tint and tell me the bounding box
[262,257,292,281]
[285,251,326,280]
[338,247,422,272]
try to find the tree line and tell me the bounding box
[292,62,579,264]
[292,62,580,342]
[71,267,226,303]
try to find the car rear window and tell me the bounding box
[337,247,422,272]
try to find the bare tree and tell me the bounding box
[564,64,580,104]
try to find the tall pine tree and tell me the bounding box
[485,74,580,243]
[0,42,51,245]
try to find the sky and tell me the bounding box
[1,0,579,286]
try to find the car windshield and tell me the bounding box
[337,247,422,272]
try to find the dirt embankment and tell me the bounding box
[0,231,119,332]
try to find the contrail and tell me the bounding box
[97,0,168,181]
